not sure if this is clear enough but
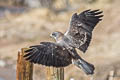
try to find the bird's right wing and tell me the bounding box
[24,42,72,67]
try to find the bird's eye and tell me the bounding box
[52,33,56,36]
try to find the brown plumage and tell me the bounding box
[24,9,103,75]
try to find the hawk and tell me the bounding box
[24,9,103,75]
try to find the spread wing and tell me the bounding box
[65,9,103,53]
[24,42,72,67]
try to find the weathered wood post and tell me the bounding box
[16,48,33,80]
[108,70,114,80]
[46,67,64,80]
[16,48,64,80]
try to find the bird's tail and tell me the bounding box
[73,58,95,75]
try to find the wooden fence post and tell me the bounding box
[16,48,64,80]
[46,67,64,80]
[16,48,33,80]
[108,70,114,80]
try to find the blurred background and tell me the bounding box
[0,0,120,80]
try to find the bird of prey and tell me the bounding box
[24,9,103,75]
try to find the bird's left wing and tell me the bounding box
[24,42,72,67]
[65,9,103,53]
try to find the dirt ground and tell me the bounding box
[0,0,120,80]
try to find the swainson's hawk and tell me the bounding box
[24,9,103,75]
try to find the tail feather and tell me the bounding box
[73,58,95,75]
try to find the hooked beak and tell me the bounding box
[50,34,56,42]
[50,33,53,38]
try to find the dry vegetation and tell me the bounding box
[0,0,120,80]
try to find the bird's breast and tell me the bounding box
[63,36,75,47]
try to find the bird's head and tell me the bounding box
[50,31,64,42]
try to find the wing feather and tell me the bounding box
[24,42,72,67]
[65,9,103,53]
